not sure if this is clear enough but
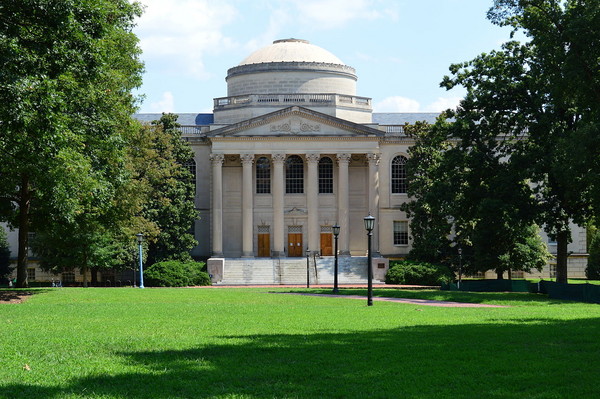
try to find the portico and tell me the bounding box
[208,128,382,259]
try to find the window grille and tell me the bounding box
[257,225,270,234]
[318,157,334,193]
[288,225,302,234]
[391,155,408,194]
[27,268,36,281]
[286,155,304,194]
[256,157,271,194]
[393,221,409,245]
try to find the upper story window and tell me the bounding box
[256,157,271,194]
[318,157,333,194]
[183,158,196,190]
[393,221,409,245]
[286,155,304,194]
[391,155,408,194]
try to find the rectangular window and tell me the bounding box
[27,268,36,281]
[62,272,75,284]
[393,221,409,245]
[256,157,271,194]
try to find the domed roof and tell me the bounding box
[239,39,344,66]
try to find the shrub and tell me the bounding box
[586,231,600,280]
[145,261,210,287]
[385,260,453,286]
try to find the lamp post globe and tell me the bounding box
[332,224,340,294]
[136,233,145,289]
[364,214,375,306]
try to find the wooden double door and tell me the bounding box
[320,233,333,256]
[288,233,303,257]
[258,234,270,257]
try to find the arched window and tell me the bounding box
[286,155,304,194]
[256,157,271,194]
[391,155,408,194]
[318,157,333,194]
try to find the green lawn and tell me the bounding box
[1,287,599,399]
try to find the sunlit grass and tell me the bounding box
[1,287,599,398]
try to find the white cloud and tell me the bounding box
[136,0,238,79]
[291,0,386,28]
[150,91,175,113]
[424,96,462,112]
[374,96,421,112]
[374,96,462,113]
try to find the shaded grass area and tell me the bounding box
[1,288,600,398]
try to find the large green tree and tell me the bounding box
[404,112,549,278]
[0,0,144,287]
[431,0,599,283]
[128,114,199,266]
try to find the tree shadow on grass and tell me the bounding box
[3,318,600,398]
[0,289,52,304]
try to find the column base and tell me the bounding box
[212,252,224,258]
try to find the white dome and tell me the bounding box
[239,39,344,66]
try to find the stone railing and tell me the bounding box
[214,93,372,109]
[381,125,406,135]
[178,125,208,136]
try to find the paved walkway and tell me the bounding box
[274,292,508,308]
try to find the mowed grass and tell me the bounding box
[1,288,600,399]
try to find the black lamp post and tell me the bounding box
[364,214,375,306]
[136,233,145,289]
[306,248,310,288]
[458,246,463,290]
[332,224,340,294]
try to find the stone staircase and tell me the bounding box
[216,256,384,285]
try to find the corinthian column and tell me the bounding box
[306,153,320,254]
[210,153,225,257]
[337,153,351,255]
[241,154,254,257]
[272,154,286,257]
[367,153,381,256]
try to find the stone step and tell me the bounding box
[216,256,384,285]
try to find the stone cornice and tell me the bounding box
[211,136,381,142]
[226,62,357,81]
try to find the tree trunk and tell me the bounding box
[16,174,31,288]
[555,230,569,284]
[82,252,88,288]
[496,269,504,279]
[91,267,98,286]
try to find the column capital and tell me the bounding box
[272,153,286,163]
[367,153,381,165]
[336,153,351,163]
[306,153,320,163]
[240,154,254,165]
[210,153,225,165]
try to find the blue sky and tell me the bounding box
[133,0,513,114]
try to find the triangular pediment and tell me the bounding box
[207,106,383,137]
